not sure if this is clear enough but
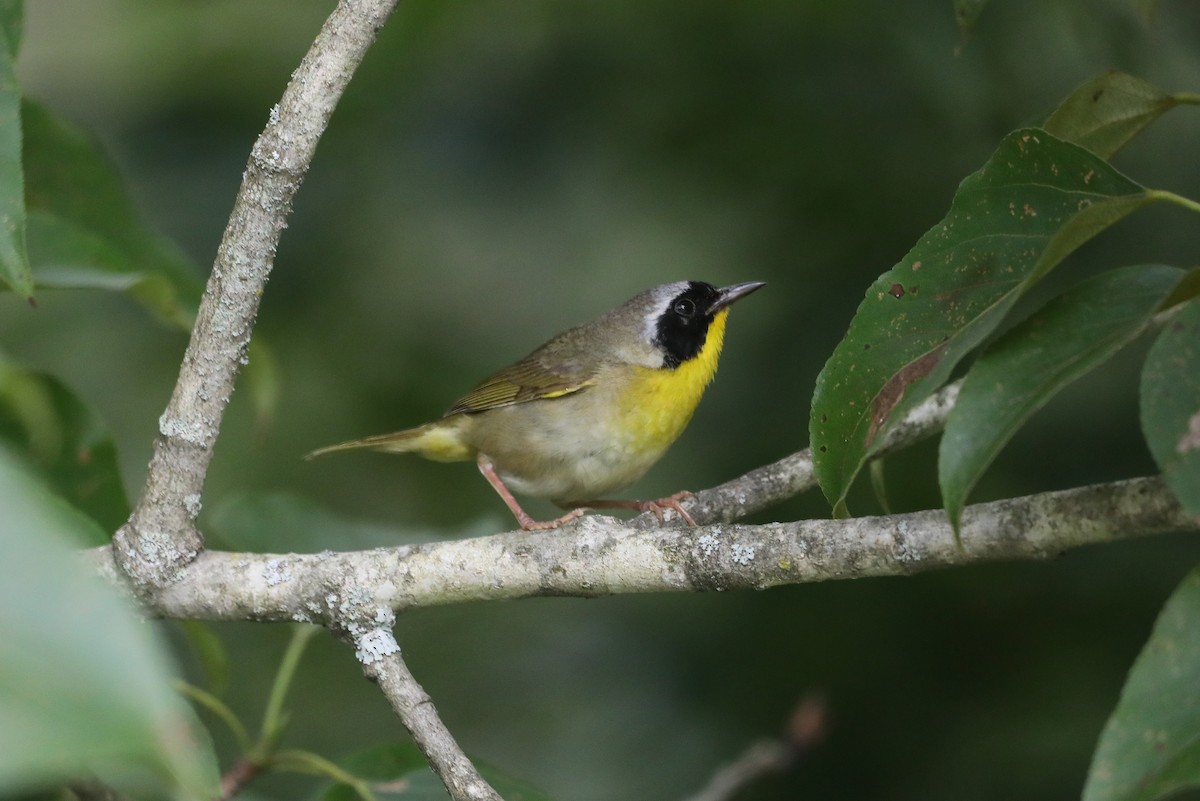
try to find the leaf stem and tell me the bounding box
[1148,188,1200,216]
[271,749,379,801]
[255,624,320,758]
[174,680,252,754]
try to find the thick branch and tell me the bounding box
[112,0,399,589]
[98,476,1193,623]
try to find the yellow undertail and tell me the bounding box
[304,419,473,463]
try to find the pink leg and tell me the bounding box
[569,490,696,526]
[477,454,586,531]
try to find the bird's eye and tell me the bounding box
[673,299,696,317]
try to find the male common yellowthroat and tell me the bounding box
[307,280,764,530]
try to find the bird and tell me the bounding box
[306,280,765,530]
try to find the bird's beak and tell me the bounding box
[710,281,766,313]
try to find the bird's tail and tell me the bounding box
[304,420,472,463]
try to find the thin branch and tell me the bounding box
[97,476,1193,623]
[683,381,960,524]
[684,740,793,801]
[351,623,503,801]
[218,757,262,801]
[682,694,827,801]
[112,0,400,590]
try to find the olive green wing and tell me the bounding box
[443,355,595,417]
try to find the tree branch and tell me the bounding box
[351,621,503,801]
[684,381,960,524]
[682,694,826,801]
[92,475,1193,623]
[112,0,400,590]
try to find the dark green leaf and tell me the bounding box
[19,100,201,326]
[24,211,196,325]
[0,1,21,55]
[19,100,280,427]
[1044,72,1183,160]
[0,3,29,300]
[811,129,1153,511]
[324,742,552,801]
[0,444,218,798]
[940,265,1184,530]
[1083,564,1200,801]
[1140,298,1200,515]
[1158,266,1200,311]
[0,358,129,537]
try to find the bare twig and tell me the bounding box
[684,740,793,801]
[684,694,827,801]
[93,476,1193,623]
[218,757,262,801]
[112,0,400,590]
[683,694,826,801]
[351,623,502,801]
[682,381,960,525]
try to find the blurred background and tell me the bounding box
[5,0,1200,799]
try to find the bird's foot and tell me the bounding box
[516,507,588,531]
[570,491,696,526]
[635,491,696,525]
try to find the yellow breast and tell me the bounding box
[616,308,729,454]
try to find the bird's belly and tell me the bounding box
[499,435,667,502]
[464,366,706,503]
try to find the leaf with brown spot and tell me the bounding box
[811,128,1160,511]
[867,342,946,446]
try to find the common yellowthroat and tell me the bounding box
[307,280,764,530]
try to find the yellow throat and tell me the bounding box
[619,307,729,453]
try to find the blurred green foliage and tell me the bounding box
[0,444,218,798]
[3,1,1200,800]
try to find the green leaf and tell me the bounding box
[0,1,22,55]
[324,743,552,801]
[24,211,196,323]
[1044,72,1187,160]
[1158,266,1200,312]
[1084,564,1200,801]
[0,1,30,300]
[19,100,281,427]
[1140,297,1200,515]
[811,128,1155,511]
[940,265,1184,530]
[19,100,201,327]
[0,357,129,537]
[0,444,218,798]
